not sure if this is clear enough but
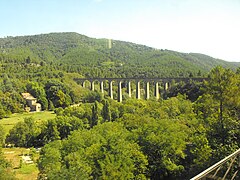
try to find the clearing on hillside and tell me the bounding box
[0,111,56,134]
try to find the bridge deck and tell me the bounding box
[74,77,208,82]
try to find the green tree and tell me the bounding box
[91,101,99,127]
[40,119,60,145]
[45,80,72,108]
[102,100,111,122]
[55,90,71,108]
[6,122,28,147]
[26,56,31,64]
[55,116,85,139]
[38,122,148,179]
[83,91,103,103]
[0,106,7,119]
[134,118,188,179]
[6,117,38,147]
[38,140,62,180]
[0,125,5,146]
[48,100,55,111]
[195,66,240,159]
[0,91,23,115]
[26,82,48,110]
[0,148,16,179]
[1,74,13,92]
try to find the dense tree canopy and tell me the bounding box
[194,67,240,160]
[0,32,239,118]
[38,122,148,179]
[0,32,240,179]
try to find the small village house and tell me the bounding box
[21,93,41,112]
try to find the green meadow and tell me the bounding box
[0,111,56,134]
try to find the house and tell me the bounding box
[21,93,41,112]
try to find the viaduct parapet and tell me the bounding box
[74,77,208,102]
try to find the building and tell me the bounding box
[21,93,41,112]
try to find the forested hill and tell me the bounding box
[0,32,239,78]
[1,33,240,180]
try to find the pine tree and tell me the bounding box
[102,100,111,122]
[91,101,99,127]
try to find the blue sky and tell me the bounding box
[1,0,240,62]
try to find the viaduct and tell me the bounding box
[74,77,208,102]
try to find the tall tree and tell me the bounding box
[91,101,99,127]
[102,100,111,122]
[195,66,240,158]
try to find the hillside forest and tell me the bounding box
[0,33,240,179]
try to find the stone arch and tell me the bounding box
[74,77,208,102]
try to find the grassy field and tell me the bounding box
[3,147,39,180]
[0,111,56,179]
[0,111,56,134]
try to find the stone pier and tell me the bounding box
[136,81,141,99]
[100,81,104,94]
[145,81,150,99]
[154,82,159,100]
[127,81,131,97]
[109,81,113,99]
[91,81,95,91]
[118,81,122,102]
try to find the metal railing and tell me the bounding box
[191,148,240,180]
